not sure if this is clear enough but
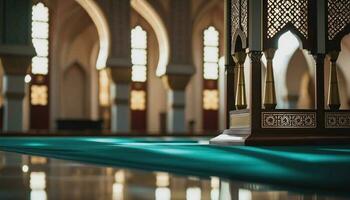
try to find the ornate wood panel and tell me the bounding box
[231,0,248,51]
[325,112,350,128]
[262,112,316,129]
[263,0,312,49]
[327,0,350,51]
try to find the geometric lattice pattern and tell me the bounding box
[328,0,350,40]
[240,0,248,37]
[231,0,239,32]
[267,0,308,39]
[231,0,248,37]
[325,112,350,128]
[262,112,316,128]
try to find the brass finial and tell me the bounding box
[327,51,340,110]
[263,48,277,110]
[233,51,247,110]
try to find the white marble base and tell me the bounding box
[167,90,186,133]
[3,75,26,132]
[210,128,251,145]
[110,83,130,132]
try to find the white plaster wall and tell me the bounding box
[90,42,100,120]
[147,30,167,133]
[59,24,98,119]
[338,35,350,101]
[62,64,86,118]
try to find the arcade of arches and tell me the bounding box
[0,0,350,134]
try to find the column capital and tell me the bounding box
[106,57,132,84]
[162,74,193,91]
[313,53,326,62]
[161,63,195,91]
[0,54,32,75]
[263,48,276,60]
[328,51,339,62]
[248,51,263,63]
[233,51,247,65]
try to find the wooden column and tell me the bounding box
[249,51,262,132]
[225,0,235,128]
[233,51,247,110]
[314,54,325,128]
[263,49,277,110]
[249,0,263,132]
[315,0,326,128]
[327,51,340,110]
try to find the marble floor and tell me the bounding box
[0,151,348,200]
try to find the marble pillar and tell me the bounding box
[162,72,193,133]
[101,0,132,133]
[0,0,35,132]
[1,54,33,132]
[110,81,130,132]
[108,63,132,133]
[167,90,186,133]
[159,0,195,134]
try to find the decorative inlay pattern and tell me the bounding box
[328,0,350,40]
[241,0,248,37]
[262,112,316,128]
[231,0,239,32]
[267,0,308,39]
[231,0,248,36]
[325,112,350,128]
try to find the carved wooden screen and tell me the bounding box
[231,0,248,52]
[263,0,311,49]
[327,0,350,51]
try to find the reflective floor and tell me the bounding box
[0,151,348,200]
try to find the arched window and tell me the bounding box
[31,3,49,76]
[202,26,220,131]
[29,2,50,129]
[130,26,148,131]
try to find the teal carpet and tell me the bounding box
[0,137,349,193]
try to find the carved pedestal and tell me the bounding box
[211,110,350,145]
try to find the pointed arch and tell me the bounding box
[232,29,247,53]
[285,49,311,108]
[62,62,87,118]
[131,0,169,77]
[75,0,110,69]
[272,31,315,108]
[268,23,307,49]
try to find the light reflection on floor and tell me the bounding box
[0,151,347,200]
